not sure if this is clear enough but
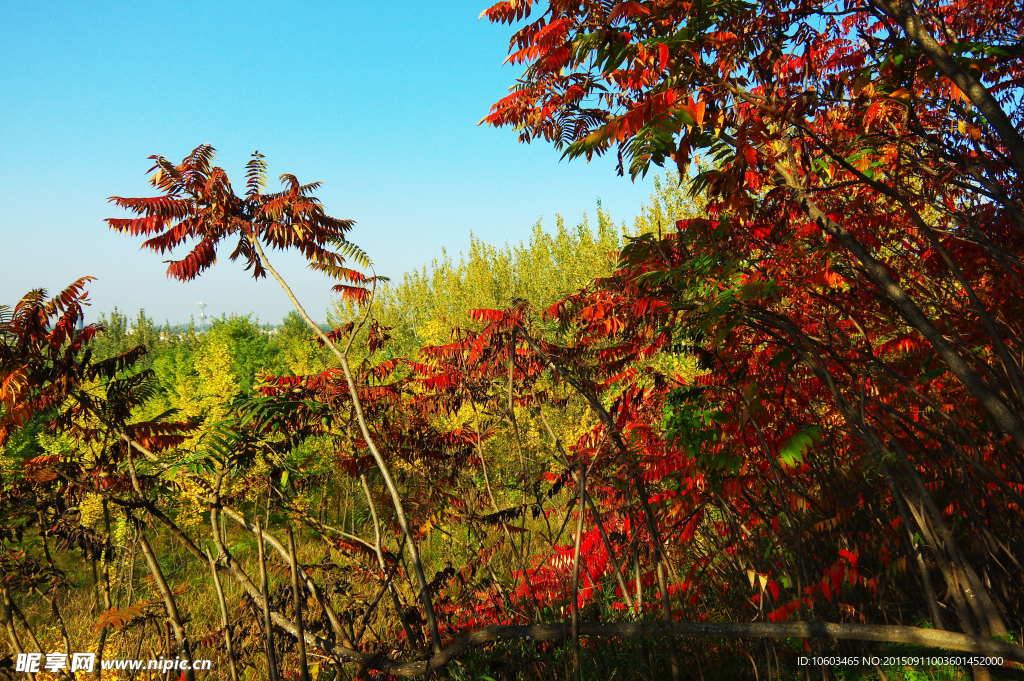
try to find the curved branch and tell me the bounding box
[774,164,1024,450]
[248,236,443,653]
[305,620,1024,677]
[867,0,1024,177]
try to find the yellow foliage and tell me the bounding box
[173,333,239,451]
[79,493,105,530]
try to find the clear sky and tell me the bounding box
[1,1,657,326]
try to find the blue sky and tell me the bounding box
[1,1,657,325]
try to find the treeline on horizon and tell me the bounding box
[41,181,691,445]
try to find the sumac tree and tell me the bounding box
[479,0,1024,677]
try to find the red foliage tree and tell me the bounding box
[480,0,1024,676]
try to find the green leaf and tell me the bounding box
[778,426,821,468]
[918,366,948,383]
